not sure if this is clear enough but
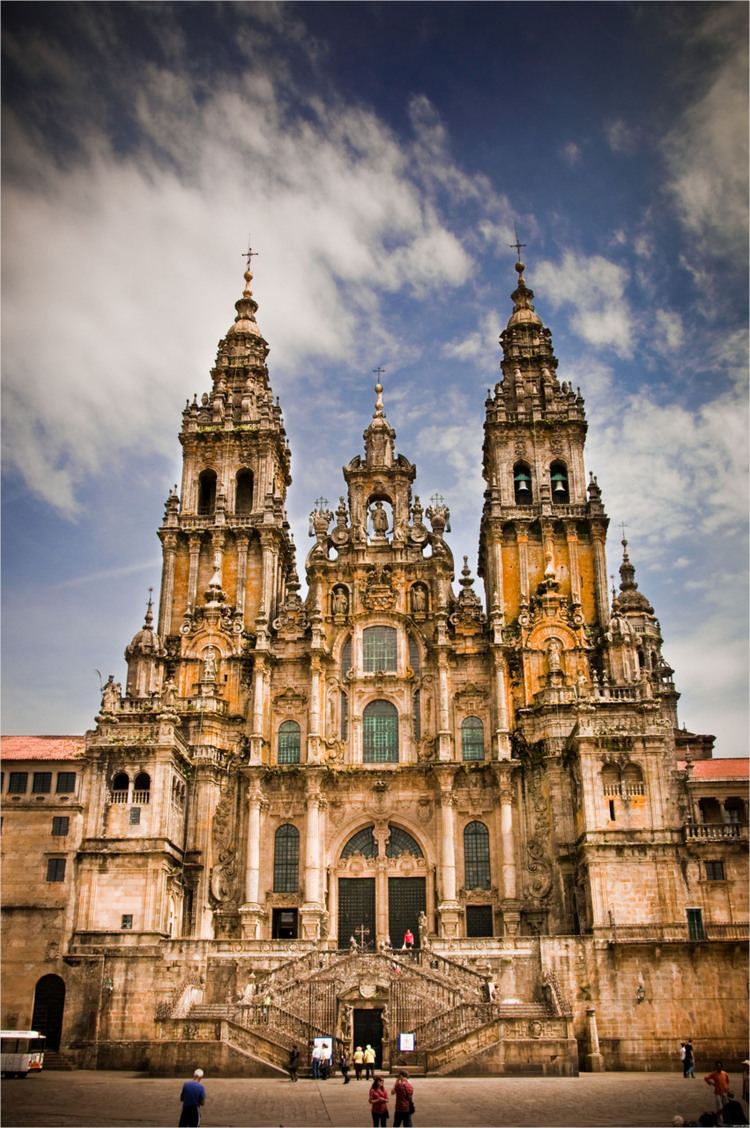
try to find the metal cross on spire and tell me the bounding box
[241,236,259,272]
[620,521,628,543]
[509,225,526,262]
[372,366,387,381]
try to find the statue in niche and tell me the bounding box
[418,910,429,947]
[370,500,389,537]
[162,677,178,710]
[202,647,218,681]
[333,587,349,617]
[546,638,563,674]
[411,585,427,614]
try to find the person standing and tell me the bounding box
[363,1043,376,1080]
[339,1046,350,1083]
[392,1069,414,1127]
[402,928,414,950]
[684,1040,695,1079]
[178,1068,206,1128]
[705,1061,731,1119]
[288,1044,300,1082]
[353,1044,364,1080]
[741,1060,749,1105]
[311,1041,322,1080]
[368,1076,390,1127]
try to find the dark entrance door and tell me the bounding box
[338,878,375,949]
[31,974,65,1050]
[388,877,425,949]
[272,908,298,939]
[353,1008,383,1068]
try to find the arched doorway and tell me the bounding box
[31,974,65,1050]
[336,823,428,949]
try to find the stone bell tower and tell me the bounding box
[479,258,610,721]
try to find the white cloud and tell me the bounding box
[442,312,503,364]
[663,4,748,261]
[534,252,633,357]
[560,141,582,166]
[604,118,638,154]
[653,309,685,353]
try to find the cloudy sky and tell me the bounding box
[2,2,748,754]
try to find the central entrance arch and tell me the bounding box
[31,974,65,1051]
[335,823,429,949]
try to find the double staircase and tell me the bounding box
[173,948,572,1076]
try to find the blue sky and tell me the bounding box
[2,2,748,753]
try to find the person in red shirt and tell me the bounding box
[403,928,414,949]
[704,1061,731,1118]
[392,1069,415,1128]
[368,1076,389,1127]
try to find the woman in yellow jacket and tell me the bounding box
[363,1044,376,1080]
[353,1045,365,1081]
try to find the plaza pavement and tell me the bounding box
[3,1069,747,1128]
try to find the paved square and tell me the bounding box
[3,1069,747,1127]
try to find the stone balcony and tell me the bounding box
[684,822,747,842]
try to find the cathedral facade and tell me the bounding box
[1,259,747,1076]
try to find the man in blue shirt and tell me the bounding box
[179,1068,206,1127]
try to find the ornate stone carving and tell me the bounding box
[361,565,395,611]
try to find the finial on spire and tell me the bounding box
[144,587,154,627]
[372,368,386,416]
[241,235,259,295]
[509,225,526,264]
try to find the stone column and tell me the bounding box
[492,651,511,760]
[498,769,518,901]
[585,1007,605,1071]
[517,524,530,601]
[259,530,277,625]
[235,533,249,619]
[591,526,610,626]
[565,524,581,603]
[240,779,266,939]
[187,534,202,609]
[436,648,452,761]
[307,655,322,764]
[248,654,267,764]
[437,772,461,937]
[157,532,178,637]
[300,772,327,941]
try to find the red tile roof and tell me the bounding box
[678,758,749,781]
[0,736,86,762]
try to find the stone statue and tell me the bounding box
[333,588,349,617]
[411,585,427,614]
[101,675,121,714]
[202,647,218,681]
[370,500,389,536]
[162,677,178,710]
[546,638,562,674]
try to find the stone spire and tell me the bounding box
[614,539,653,613]
[363,380,396,468]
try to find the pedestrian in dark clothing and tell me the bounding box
[368,1076,389,1127]
[392,1069,414,1127]
[288,1045,299,1082]
[340,1048,350,1083]
[722,1094,748,1125]
[178,1069,206,1128]
[684,1040,696,1079]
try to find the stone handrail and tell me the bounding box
[607,921,749,943]
[685,823,744,841]
[403,949,487,997]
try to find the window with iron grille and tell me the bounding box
[273,824,300,892]
[278,720,301,764]
[461,716,484,761]
[8,772,28,794]
[56,772,76,794]
[342,826,377,859]
[46,858,66,882]
[386,826,423,858]
[705,860,726,881]
[464,821,491,889]
[363,626,397,672]
[408,634,421,674]
[363,700,399,763]
[121,914,133,929]
[340,691,348,741]
[341,635,352,675]
[32,772,52,794]
[51,816,69,837]
[129,807,141,825]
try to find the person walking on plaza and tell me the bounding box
[705,1061,731,1120]
[684,1039,696,1079]
[178,1068,206,1128]
[353,1044,364,1080]
[364,1043,376,1079]
[368,1075,390,1127]
[311,1041,322,1080]
[339,1046,351,1083]
[392,1068,414,1127]
[287,1044,299,1082]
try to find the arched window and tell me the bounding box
[235,469,254,514]
[273,824,299,892]
[363,626,397,672]
[111,772,129,803]
[133,772,151,804]
[464,821,491,890]
[197,469,217,515]
[340,691,349,741]
[461,717,484,761]
[622,762,645,796]
[386,826,423,858]
[341,635,352,676]
[601,764,620,795]
[550,461,569,504]
[513,462,532,505]
[699,797,723,824]
[363,700,399,763]
[278,720,301,764]
[342,826,378,859]
[725,797,746,824]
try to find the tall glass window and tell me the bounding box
[363,627,397,673]
[461,717,484,761]
[273,824,300,892]
[278,721,301,764]
[363,700,399,763]
[464,821,491,889]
